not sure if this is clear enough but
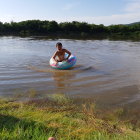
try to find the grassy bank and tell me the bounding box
[0,94,140,140]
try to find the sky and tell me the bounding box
[0,0,140,25]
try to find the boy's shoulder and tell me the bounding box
[62,48,67,51]
[54,51,59,54]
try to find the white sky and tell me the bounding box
[0,0,140,25]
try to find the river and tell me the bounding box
[0,36,140,108]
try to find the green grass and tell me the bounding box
[0,95,140,140]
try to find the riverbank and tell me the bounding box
[0,94,140,140]
[0,32,140,41]
[0,20,140,41]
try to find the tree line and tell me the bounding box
[0,20,140,38]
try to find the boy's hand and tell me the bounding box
[54,60,58,65]
[64,58,68,61]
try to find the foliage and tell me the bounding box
[0,20,140,39]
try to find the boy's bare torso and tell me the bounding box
[52,47,71,63]
[55,49,66,62]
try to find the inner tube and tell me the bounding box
[50,54,76,70]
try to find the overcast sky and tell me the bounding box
[0,0,140,25]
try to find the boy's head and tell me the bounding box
[56,42,62,51]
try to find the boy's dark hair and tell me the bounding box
[56,42,62,47]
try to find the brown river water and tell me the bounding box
[0,36,140,108]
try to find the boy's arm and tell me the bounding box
[64,49,71,60]
[52,52,58,63]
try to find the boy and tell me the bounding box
[52,42,71,64]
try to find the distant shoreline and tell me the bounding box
[0,33,139,41]
[0,20,140,41]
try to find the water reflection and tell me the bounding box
[51,70,76,94]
